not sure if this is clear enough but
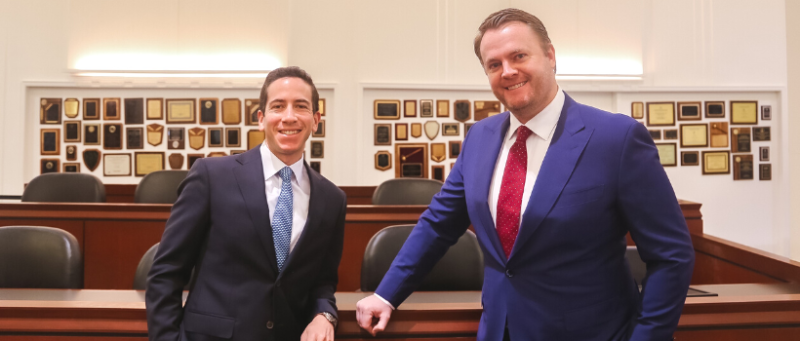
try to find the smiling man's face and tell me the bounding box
[258,76,320,164]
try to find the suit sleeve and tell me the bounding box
[616,121,695,340]
[374,133,474,308]
[146,159,212,341]
[309,190,347,321]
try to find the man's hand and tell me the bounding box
[301,314,334,341]
[355,295,393,336]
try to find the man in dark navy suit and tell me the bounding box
[357,8,694,341]
[147,66,345,341]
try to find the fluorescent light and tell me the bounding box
[556,56,643,76]
[556,74,642,81]
[73,71,269,78]
[72,52,279,78]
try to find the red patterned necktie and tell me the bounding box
[496,126,532,259]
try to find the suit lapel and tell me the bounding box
[510,95,593,259]
[232,148,279,274]
[280,163,326,276]
[473,113,511,265]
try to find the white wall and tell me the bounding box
[786,0,800,261]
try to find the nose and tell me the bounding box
[501,61,518,78]
[281,107,300,122]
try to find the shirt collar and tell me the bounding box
[507,86,565,142]
[260,143,307,186]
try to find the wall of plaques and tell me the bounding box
[30,86,332,184]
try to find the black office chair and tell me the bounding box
[371,178,443,205]
[361,224,483,291]
[0,226,82,288]
[22,173,105,203]
[134,170,189,203]
[626,245,646,286]
[133,243,159,290]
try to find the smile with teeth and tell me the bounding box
[506,81,527,90]
[280,130,301,135]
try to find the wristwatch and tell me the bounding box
[319,312,338,328]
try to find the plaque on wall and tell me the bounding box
[63,162,80,173]
[312,120,325,138]
[449,141,462,158]
[733,154,754,180]
[318,99,326,116]
[631,102,644,119]
[760,164,772,181]
[248,130,265,150]
[226,128,241,147]
[465,123,475,136]
[436,100,450,118]
[64,98,79,119]
[127,127,144,149]
[84,98,100,120]
[168,127,185,149]
[752,127,771,141]
[188,154,204,169]
[64,121,81,142]
[135,152,165,177]
[705,101,725,118]
[430,143,446,162]
[245,99,260,126]
[680,123,708,148]
[442,123,459,136]
[395,143,428,178]
[147,98,163,120]
[103,123,123,150]
[655,143,676,167]
[199,98,219,125]
[147,124,164,146]
[411,123,422,138]
[310,161,321,173]
[646,102,675,126]
[310,141,324,158]
[761,105,772,120]
[649,130,661,140]
[374,124,391,146]
[40,98,62,124]
[41,129,60,155]
[677,102,701,121]
[66,145,77,161]
[404,100,417,117]
[664,129,678,140]
[103,153,131,176]
[83,149,101,172]
[424,121,439,140]
[169,153,184,170]
[41,159,59,174]
[374,100,401,120]
[375,151,391,171]
[188,127,205,150]
[731,127,751,153]
[84,124,100,145]
[221,98,242,125]
[103,98,121,120]
[208,127,223,147]
[702,151,730,175]
[431,165,445,182]
[759,146,770,161]
[420,99,434,118]
[730,101,758,125]
[395,123,408,141]
[709,122,729,148]
[474,101,501,121]
[681,151,699,166]
[454,100,471,122]
[166,99,196,124]
[124,98,144,124]
[231,150,246,155]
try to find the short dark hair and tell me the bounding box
[258,66,319,114]
[473,8,552,65]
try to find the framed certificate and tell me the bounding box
[166,99,196,124]
[199,98,219,125]
[404,100,417,117]
[631,102,644,119]
[655,143,677,167]
[103,153,131,176]
[681,151,699,166]
[474,101,501,121]
[135,152,165,177]
[436,100,450,118]
[374,124,391,146]
[310,141,324,158]
[221,98,242,125]
[431,165,445,182]
[420,99,434,117]
[63,162,80,173]
[64,98,80,119]
[318,98,326,116]
[84,98,100,120]
[245,99,260,126]
[731,127,751,153]
[709,122,729,148]
[705,101,725,118]
[395,123,408,141]
[449,141,462,158]
[189,127,206,150]
[395,143,428,178]
[226,128,241,147]
[208,127,223,147]
[312,120,325,138]
[64,121,81,143]
[248,129,265,150]
[702,151,730,175]
[442,123,459,136]
[680,124,708,148]
[147,98,163,120]
[374,100,401,120]
[127,127,144,149]
[41,129,60,155]
[646,102,675,126]
[40,98,62,124]
[375,151,392,171]
[124,98,144,124]
[760,164,772,181]
[41,159,60,174]
[454,100,471,122]
[733,154,754,180]
[103,123,123,150]
[677,102,701,121]
[103,98,121,120]
[752,127,771,141]
[730,101,758,125]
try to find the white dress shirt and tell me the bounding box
[488,87,565,229]
[260,143,310,253]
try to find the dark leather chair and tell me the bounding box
[133,243,159,290]
[626,245,646,286]
[134,170,189,203]
[361,224,483,291]
[22,173,105,203]
[0,226,82,288]
[371,178,443,205]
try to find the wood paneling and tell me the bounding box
[83,221,165,289]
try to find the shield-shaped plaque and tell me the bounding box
[147,124,164,146]
[83,149,101,172]
[189,128,205,150]
[411,123,422,138]
[169,153,184,170]
[430,143,446,162]
[424,121,439,140]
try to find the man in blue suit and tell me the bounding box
[357,8,694,341]
[147,66,345,341]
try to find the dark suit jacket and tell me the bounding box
[376,94,695,341]
[146,147,347,341]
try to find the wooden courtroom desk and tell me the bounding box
[2,284,800,340]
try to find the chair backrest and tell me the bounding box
[133,243,159,290]
[371,178,443,205]
[626,245,646,286]
[22,173,106,203]
[0,226,82,288]
[361,224,483,291]
[134,170,189,203]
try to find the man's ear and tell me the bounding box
[257,110,266,131]
[311,112,321,133]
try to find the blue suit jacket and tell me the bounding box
[376,94,695,341]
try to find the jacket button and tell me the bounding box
[266,321,274,329]
[505,269,514,278]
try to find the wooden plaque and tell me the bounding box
[226,128,241,147]
[442,123,460,136]
[312,120,325,138]
[475,101,501,121]
[41,159,60,174]
[732,154,754,180]
[248,129,265,150]
[199,98,219,125]
[147,98,163,120]
[166,99,196,124]
[41,129,60,155]
[702,151,730,175]
[65,145,77,161]
[84,124,100,145]
[374,124,391,146]
[64,121,81,143]
[103,98,121,120]
[167,127,185,150]
[135,152,165,177]
[730,101,758,125]
[63,162,80,173]
[168,153,184,170]
[411,123,422,138]
[103,123,123,150]
[731,127,751,153]
[395,143,428,178]
[245,99,260,126]
[705,101,725,118]
[147,124,164,147]
[449,141,462,158]
[375,151,392,171]
[430,143,446,162]
[395,123,408,141]
[189,127,206,150]
[680,124,708,148]
[126,127,144,149]
[454,100,471,122]
[64,98,80,119]
[374,100,401,120]
[431,165,445,182]
[221,98,242,125]
[83,98,101,120]
[40,98,62,124]
[681,151,699,166]
[631,102,644,119]
[436,100,450,118]
[124,98,144,124]
[208,127,223,148]
[420,99,434,117]
[647,102,675,127]
[310,141,324,158]
[188,154,204,169]
[709,122,729,148]
[318,98,326,116]
[404,100,417,117]
[677,102,702,121]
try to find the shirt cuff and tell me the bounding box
[373,293,396,310]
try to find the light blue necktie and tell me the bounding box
[272,166,293,272]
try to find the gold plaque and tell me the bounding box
[135,152,165,177]
[655,143,676,167]
[395,123,408,141]
[222,98,242,125]
[248,129,265,150]
[631,102,644,119]
[375,151,392,171]
[404,100,417,117]
[147,124,164,146]
[147,98,163,120]
[710,122,729,148]
[166,99,196,124]
[430,143,446,162]
[318,98,326,116]
[374,100,401,120]
[411,123,422,138]
[474,101,501,121]
[436,100,449,117]
[647,102,675,126]
[64,98,79,118]
[188,127,205,150]
[679,124,708,148]
[702,151,730,174]
[208,152,227,158]
[730,101,758,125]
